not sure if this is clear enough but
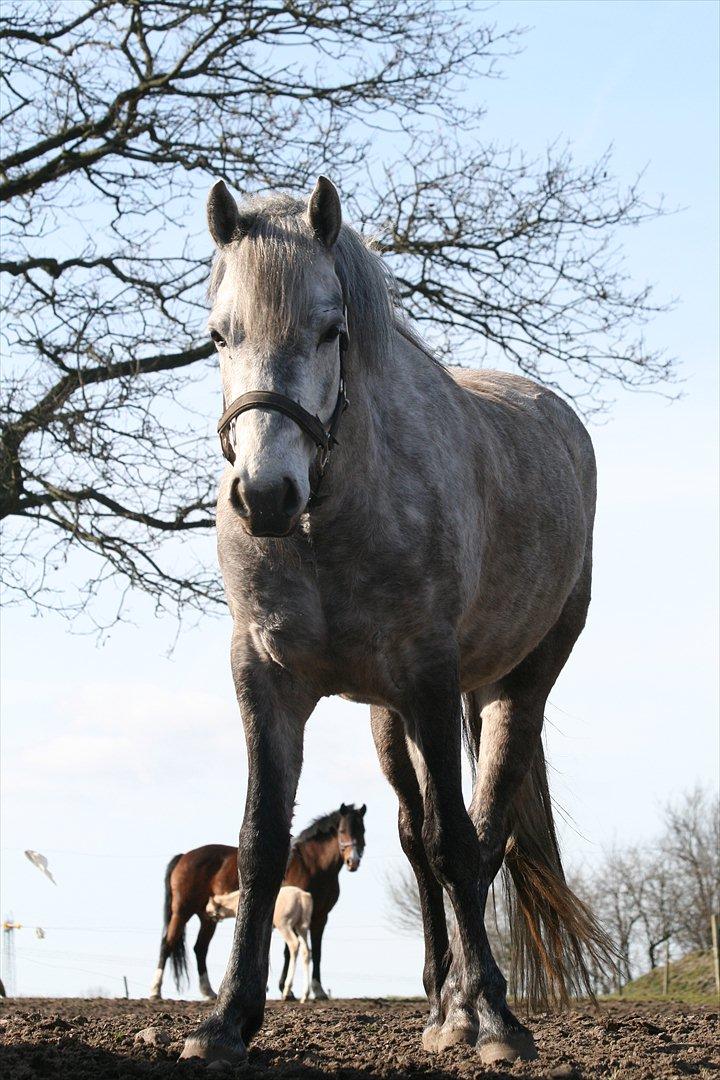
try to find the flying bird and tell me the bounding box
[24,850,57,885]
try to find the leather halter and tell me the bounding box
[217,326,349,502]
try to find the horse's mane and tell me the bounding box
[292,805,360,846]
[208,192,440,372]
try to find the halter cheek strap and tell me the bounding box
[216,325,349,503]
[338,835,360,862]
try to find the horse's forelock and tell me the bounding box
[345,805,366,850]
[208,192,397,369]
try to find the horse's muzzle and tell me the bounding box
[230,476,304,536]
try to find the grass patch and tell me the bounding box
[608,950,718,1005]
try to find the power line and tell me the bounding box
[16,953,147,990]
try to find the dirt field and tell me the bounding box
[1,997,718,1079]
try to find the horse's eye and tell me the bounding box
[318,326,340,347]
[210,329,227,348]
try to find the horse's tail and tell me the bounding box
[463,694,616,1010]
[162,853,188,989]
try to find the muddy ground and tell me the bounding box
[1,997,717,1079]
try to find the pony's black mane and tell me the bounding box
[293,805,358,846]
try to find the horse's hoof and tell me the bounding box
[477,1030,538,1064]
[312,987,328,1001]
[421,1023,441,1053]
[179,1031,247,1064]
[436,1010,479,1052]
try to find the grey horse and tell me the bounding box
[182,177,611,1065]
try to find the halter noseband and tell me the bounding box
[338,833,360,866]
[216,323,349,503]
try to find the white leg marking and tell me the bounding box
[149,966,163,998]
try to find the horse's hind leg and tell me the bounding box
[457,580,593,1063]
[297,928,311,1002]
[370,705,449,1050]
[277,924,299,1000]
[149,938,168,999]
[150,907,190,999]
[194,916,218,1000]
[398,648,509,1055]
[278,945,292,998]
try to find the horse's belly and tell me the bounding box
[457,548,586,687]
[458,625,550,688]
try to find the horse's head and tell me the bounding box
[207,177,347,537]
[337,802,366,872]
[206,890,240,921]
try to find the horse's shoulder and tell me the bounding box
[449,367,593,453]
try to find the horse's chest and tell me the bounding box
[247,554,434,701]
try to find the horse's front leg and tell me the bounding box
[181,650,316,1063]
[309,911,329,999]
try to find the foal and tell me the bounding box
[149,803,365,1000]
[207,887,314,1003]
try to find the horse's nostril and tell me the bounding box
[229,478,249,517]
[281,477,302,518]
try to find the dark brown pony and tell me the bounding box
[149,803,366,1000]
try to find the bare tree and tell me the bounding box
[582,850,641,988]
[387,788,717,995]
[0,0,671,624]
[385,864,512,979]
[660,787,719,954]
[573,786,718,989]
[385,864,432,937]
[624,850,675,972]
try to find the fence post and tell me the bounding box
[711,913,720,999]
[123,975,129,999]
[662,939,670,997]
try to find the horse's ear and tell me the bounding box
[307,176,341,248]
[359,804,366,817]
[339,802,348,815]
[207,180,240,246]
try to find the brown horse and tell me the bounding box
[149,803,366,1000]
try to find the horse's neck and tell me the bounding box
[288,836,340,886]
[320,330,449,515]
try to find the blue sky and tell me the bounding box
[1,0,718,1000]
